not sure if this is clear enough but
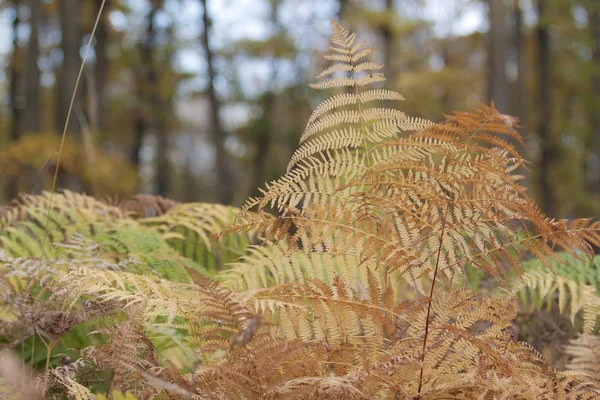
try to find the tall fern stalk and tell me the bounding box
[39,0,107,280]
[417,206,448,399]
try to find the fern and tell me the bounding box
[143,202,256,272]
[510,253,600,333]
[565,333,600,389]
[3,20,600,400]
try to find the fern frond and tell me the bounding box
[307,73,386,90]
[510,253,600,333]
[0,191,124,229]
[142,202,255,271]
[565,334,600,389]
[287,129,364,172]
[119,194,179,218]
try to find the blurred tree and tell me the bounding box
[22,0,41,134]
[155,17,176,197]
[131,2,159,169]
[512,0,526,128]
[591,2,600,194]
[6,0,22,199]
[487,0,509,112]
[536,0,556,216]
[200,0,235,204]
[247,0,285,196]
[57,0,82,134]
[380,0,396,82]
[93,0,109,134]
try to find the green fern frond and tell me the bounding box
[142,202,255,271]
[510,253,600,333]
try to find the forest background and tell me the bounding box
[0,0,599,219]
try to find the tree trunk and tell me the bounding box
[9,0,22,143]
[22,0,41,134]
[513,0,526,129]
[338,0,351,20]
[155,23,174,197]
[536,0,556,216]
[130,6,156,168]
[200,0,235,204]
[488,0,509,112]
[57,0,81,135]
[94,0,109,135]
[155,98,170,196]
[380,0,395,83]
[6,0,22,200]
[591,5,600,194]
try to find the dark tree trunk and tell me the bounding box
[513,0,527,129]
[57,0,82,135]
[536,0,556,216]
[130,110,145,166]
[200,0,235,204]
[155,24,175,197]
[9,0,21,143]
[591,6,600,194]
[338,0,351,20]
[130,6,157,168]
[22,0,41,134]
[94,0,109,134]
[380,0,395,83]
[6,0,22,200]
[488,0,509,112]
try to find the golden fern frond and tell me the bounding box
[302,22,407,146]
[51,268,256,357]
[286,129,364,172]
[233,21,429,224]
[51,374,93,400]
[0,190,124,228]
[261,272,399,353]
[222,241,381,292]
[235,150,366,221]
[564,334,600,389]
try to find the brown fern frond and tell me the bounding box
[83,319,160,394]
[119,194,179,218]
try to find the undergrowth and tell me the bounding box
[1,21,600,400]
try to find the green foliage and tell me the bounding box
[509,253,600,333]
[143,202,257,273]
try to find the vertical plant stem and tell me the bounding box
[416,206,448,398]
[38,0,107,279]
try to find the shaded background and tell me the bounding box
[0,0,598,218]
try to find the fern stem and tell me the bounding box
[38,0,107,280]
[416,206,448,399]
